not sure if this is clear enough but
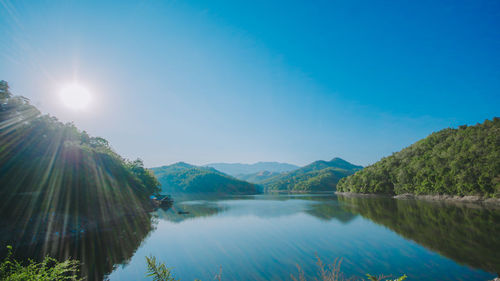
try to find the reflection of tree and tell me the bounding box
[155,201,224,223]
[0,212,156,281]
[158,194,359,224]
[275,193,357,223]
[306,202,357,223]
[338,195,500,274]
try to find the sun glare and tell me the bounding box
[59,83,92,111]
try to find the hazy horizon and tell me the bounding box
[1,0,498,167]
[154,157,358,169]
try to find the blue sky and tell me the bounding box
[0,0,499,167]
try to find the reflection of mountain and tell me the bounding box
[157,194,357,224]
[0,212,156,281]
[338,195,500,274]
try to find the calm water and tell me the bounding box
[1,193,498,280]
[104,193,499,281]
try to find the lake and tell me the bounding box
[105,193,498,281]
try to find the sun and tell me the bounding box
[59,83,92,111]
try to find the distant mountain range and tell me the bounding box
[151,162,259,194]
[153,158,361,194]
[205,162,299,176]
[261,158,363,192]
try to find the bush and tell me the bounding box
[0,246,80,281]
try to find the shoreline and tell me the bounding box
[335,191,500,207]
[265,190,336,194]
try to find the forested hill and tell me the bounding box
[262,158,362,192]
[337,118,500,197]
[152,162,259,194]
[205,162,299,176]
[0,80,160,224]
[235,170,283,184]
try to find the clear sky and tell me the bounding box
[0,0,499,167]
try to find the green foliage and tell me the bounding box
[126,158,162,195]
[0,246,81,281]
[0,80,160,225]
[235,170,283,184]
[1,210,156,280]
[291,255,407,281]
[146,254,406,281]
[0,80,12,99]
[146,256,178,281]
[152,162,259,194]
[366,274,407,281]
[337,118,500,197]
[262,158,362,192]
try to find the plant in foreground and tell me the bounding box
[146,255,407,281]
[0,246,81,281]
[291,255,407,281]
[146,255,179,281]
[366,273,407,281]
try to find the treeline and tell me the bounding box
[152,162,259,194]
[262,158,362,192]
[337,118,500,197]
[0,80,160,224]
[235,170,283,184]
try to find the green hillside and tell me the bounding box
[262,158,362,192]
[205,162,299,176]
[152,162,259,194]
[0,80,159,226]
[337,118,500,197]
[235,170,284,183]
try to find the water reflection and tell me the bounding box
[125,194,497,281]
[0,211,156,280]
[338,194,500,275]
[2,194,498,281]
[159,193,357,224]
[156,201,224,223]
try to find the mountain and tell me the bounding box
[0,80,159,224]
[152,162,259,194]
[205,162,299,176]
[235,170,284,184]
[261,158,362,192]
[337,118,500,197]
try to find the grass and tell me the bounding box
[1,247,407,281]
[146,254,408,281]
